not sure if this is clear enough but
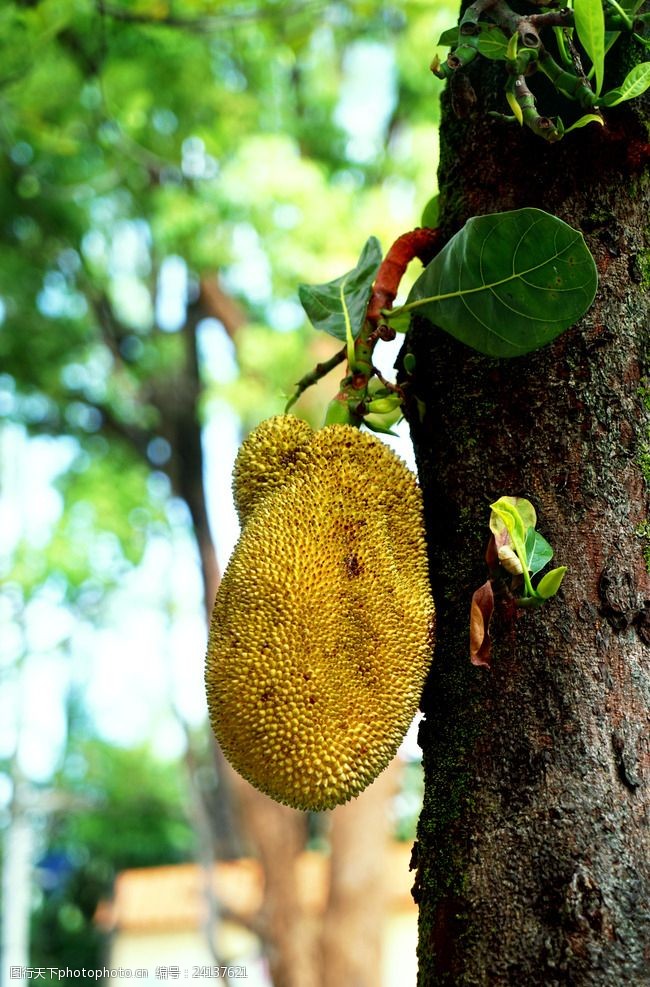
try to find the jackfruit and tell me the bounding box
[232,414,313,525]
[206,415,434,811]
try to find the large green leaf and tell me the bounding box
[573,0,606,94]
[298,237,382,343]
[399,208,598,358]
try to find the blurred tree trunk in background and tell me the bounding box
[409,29,650,987]
[321,761,400,987]
[1,776,32,987]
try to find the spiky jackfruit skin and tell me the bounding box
[206,416,434,811]
[232,414,313,525]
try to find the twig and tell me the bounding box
[284,345,346,412]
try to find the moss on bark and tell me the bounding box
[409,19,650,984]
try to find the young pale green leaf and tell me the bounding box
[564,113,604,132]
[490,498,528,562]
[490,496,536,537]
[574,0,606,94]
[366,394,402,414]
[506,88,524,125]
[524,527,554,575]
[506,31,519,61]
[536,566,567,598]
[400,208,598,357]
[298,236,382,343]
[598,62,650,106]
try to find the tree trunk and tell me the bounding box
[321,760,401,987]
[409,29,650,987]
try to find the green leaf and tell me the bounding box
[421,194,439,229]
[574,0,606,94]
[362,415,399,436]
[524,528,554,575]
[386,308,411,334]
[403,352,416,374]
[298,236,382,343]
[564,112,604,132]
[399,208,597,358]
[366,394,401,414]
[536,566,567,598]
[438,27,459,46]
[489,496,536,537]
[506,31,519,61]
[598,62,650,105]
[506,87,524,125]
[553,25,573,67]
[477,26,510,60]
[489,497,529,568]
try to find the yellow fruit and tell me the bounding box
[206,415,434,811]
[232,414,313,525]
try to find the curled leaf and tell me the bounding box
[366,394,402,414]
[489,497,529,571]
[470,580,495,668]
[498,544,524,575]
[403,352,416,374]
[506,87,524,126]
[564,113,604,133]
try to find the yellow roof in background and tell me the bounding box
[96,844,416,933]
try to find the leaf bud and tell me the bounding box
[536,565,567,599]
[498,544,524,575]
[324,397,357,427]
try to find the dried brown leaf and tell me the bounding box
[470,579,494,669]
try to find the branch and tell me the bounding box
[367,227,442,324]
[284,345,346,412]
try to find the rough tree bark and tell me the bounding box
[408,23,650,987]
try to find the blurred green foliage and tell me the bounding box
[29,724,195,981]
[0,0,454,438]
[0,0,456,977]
